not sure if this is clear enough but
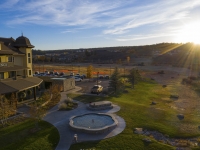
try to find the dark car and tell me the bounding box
[59,72,65,76]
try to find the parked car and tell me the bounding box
[74,75,81,78]
[45,71,49,74]
[35,71,39,75]
[74,77,82,82]
[38,72,45,76]
[50,71,54,75]
[105,75,110,79]
[91,85,103,94]
[99,75,104,79]
[59,72,65,76]
[81,74,86,79]
[54,72,59,76]
[70,72,74,76]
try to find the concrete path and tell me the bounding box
[43,88,126,150]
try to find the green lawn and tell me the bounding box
[0,120,59,150]
[68,80,200,150]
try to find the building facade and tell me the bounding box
[0,35,43,103]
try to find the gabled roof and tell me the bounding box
[0,37,15,46]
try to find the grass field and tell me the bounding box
[68,80,200,150]
[0,120,59,150]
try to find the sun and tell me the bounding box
[175,21,200,44]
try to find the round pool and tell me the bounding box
[69,113,118,133]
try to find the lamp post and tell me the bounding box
[97,72,99,85]
[79,65,80,74]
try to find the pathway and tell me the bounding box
[43,88,126,150]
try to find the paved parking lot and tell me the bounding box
[75,78,110,94]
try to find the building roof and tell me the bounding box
[0,35,34,55]
[0,37,15,46]
[0,65,29,72]
[0,82,18,94]
[14,35,34,48]
[0,77,43,94]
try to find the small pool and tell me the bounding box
[69,113,118,133]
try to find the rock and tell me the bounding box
[134,128,144,134]
[177,114,184,120]
[143,138,151,143]
[170,95,179,99]
[151,101,157,105]
[162,85,167,88]
[143,131,150,136]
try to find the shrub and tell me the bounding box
[58,103,68,110]
[64,97,73,103]
[189,76,197,80]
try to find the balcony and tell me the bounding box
[0,62,14,67]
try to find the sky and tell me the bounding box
[1,0,200,50]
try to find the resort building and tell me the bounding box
[0,35,43,104]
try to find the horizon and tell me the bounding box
[1,0,200,50]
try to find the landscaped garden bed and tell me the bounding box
[58,97,78,111]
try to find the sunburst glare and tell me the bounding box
[175,21,200,44]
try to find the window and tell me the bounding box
[0,57,1,62]
[8,56,12,62]
[29,70,32,76]
[28,53,31,63]
[12,57,14,62]
[0,72,4,79]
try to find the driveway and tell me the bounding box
[43,90,126,150]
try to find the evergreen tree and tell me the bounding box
[109,67,121,92]
[128,68,141,88]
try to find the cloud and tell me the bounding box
[103,0,200,35]
[5,0,124,26]
[2,0,200,39]
[0,0,19,8]
[116,33,175,41]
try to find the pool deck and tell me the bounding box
[43,87,126,150]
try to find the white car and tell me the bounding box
[74,77,82,82]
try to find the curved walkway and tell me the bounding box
[43,89,126,150]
